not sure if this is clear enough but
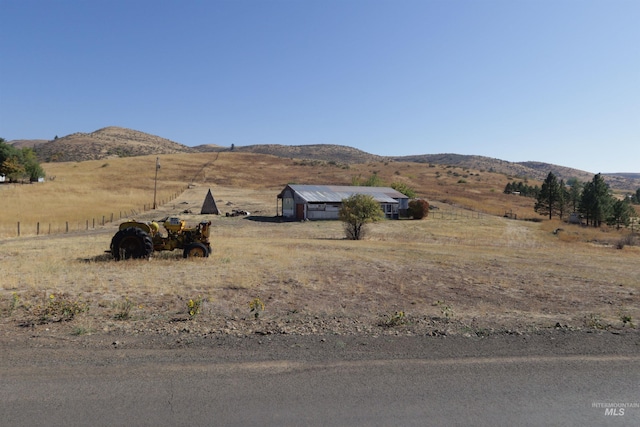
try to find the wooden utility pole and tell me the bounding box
[153,157,160,209]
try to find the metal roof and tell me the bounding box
[281,185,407,204]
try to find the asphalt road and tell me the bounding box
[1,333,639,426]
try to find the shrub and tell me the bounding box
[616,233,638,249]
[408,199,430,219]
[339,194,384,240]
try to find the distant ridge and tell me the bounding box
[392,154,600,183]
[7,139,49,149]
[28,126,195,162]
[195,143,384,164]
[8,127,639,191]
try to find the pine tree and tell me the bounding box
[607,199,636,229]
[579,173,613,227]
[566,178,583,213]
[534,172,562,219]
[557,179,569,219]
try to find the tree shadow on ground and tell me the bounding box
[243,215,291,223]
[77,251,186,263]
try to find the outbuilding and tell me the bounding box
[277,184,409,220]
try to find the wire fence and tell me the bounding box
[3,188,187,238]
[428,209,485,220]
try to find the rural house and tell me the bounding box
[277,184,409,220]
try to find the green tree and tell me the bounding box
[20,147,45,181]
[557,179,569,219]
[390,182,417,198]
[351,172,386,187]
[0,138,45,182]
[534,172,563,219]
[408,199,429,219]
[503,182,514,194]
[607,199,636,230]
[0,138,16,166]
[339,194,384,240]
[566,178,583,213]
[1,156,26,181]
[579,173,613,227]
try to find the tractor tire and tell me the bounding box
[183,242,210,259]
[110,227,154,261]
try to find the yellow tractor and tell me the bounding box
[110,217,212,260]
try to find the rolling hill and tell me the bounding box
[9,126,640,191]
[24,126,196,162]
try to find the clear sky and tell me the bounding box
[1,0,638,173]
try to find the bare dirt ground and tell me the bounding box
[1,185,639,353]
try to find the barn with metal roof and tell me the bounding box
[277,184,409,220]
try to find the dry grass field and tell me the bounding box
[1,153,638,339]
[1,151,538,237]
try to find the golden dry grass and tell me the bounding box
[1,186,638,334]
[0,151,537,237]
[1,153,638,335]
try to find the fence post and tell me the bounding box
[66,222,69,233]
[37,222,40,235]
[17,222,20,237]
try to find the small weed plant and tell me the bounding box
[71,326,93,336]
[619,310,635,328]
[7,292,20,316]
[187,296,203,319]
[380,311,406,327]
[113,297,134,320]
[31,293,89,324]
[585,313,607,330]
[435,300,454,320]
[249,297,265,319]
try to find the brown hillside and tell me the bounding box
[7,139,49,149]
[0,150,540,238]
[33,126,195,162]
[10,126,639,191]
[394,154,640,192]
[234,144,384,164]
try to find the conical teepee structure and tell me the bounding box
[201,189,220,214]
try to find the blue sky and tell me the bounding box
[1,0,638,173]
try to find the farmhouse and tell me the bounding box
[277,184,409,220]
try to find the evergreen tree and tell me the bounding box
[607,198,636,230]
[566,178,583,213]
[557,179,569,219]
[503,182,513,194]
[534,172,562,219]
[579,173,613,227]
